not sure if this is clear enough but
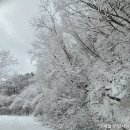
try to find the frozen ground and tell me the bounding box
[0,116,52,130]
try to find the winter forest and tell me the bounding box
[0,0,130,130]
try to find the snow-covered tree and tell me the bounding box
[0,50,16,80]
[30,0,130,129]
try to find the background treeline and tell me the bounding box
[0,73,36,115]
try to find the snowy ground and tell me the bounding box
[0,116,52,130]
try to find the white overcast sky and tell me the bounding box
[0,0,40,74]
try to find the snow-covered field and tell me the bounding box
[0,116,52,130]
